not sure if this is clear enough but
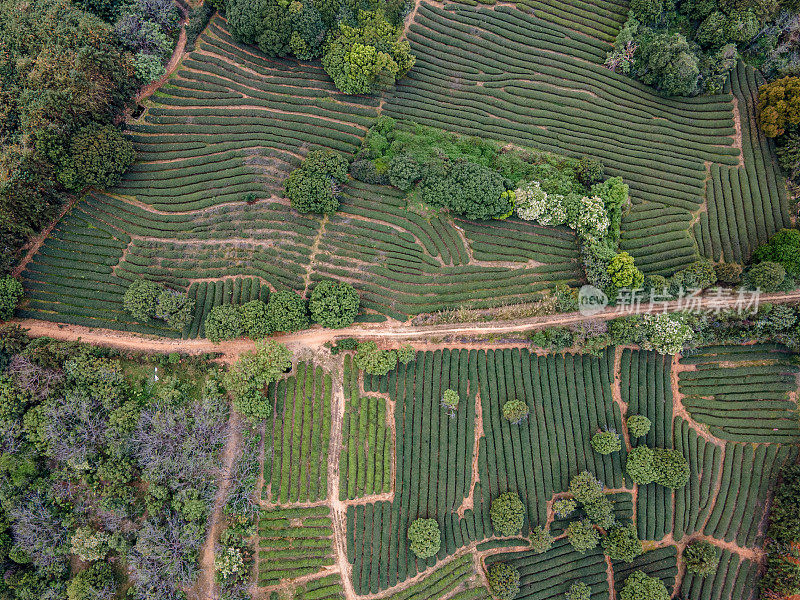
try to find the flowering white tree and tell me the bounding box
[574,195,609,241]
[515,181,568,226]
[641,314,694,355]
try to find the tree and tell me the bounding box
[70,527,110,562]
[637,31,699,96]
[652,448,690,489]
[607,252,644,290]
[266,290,309,333]
[407,518,440,558]
[354,341,398,375]
[569,471,604,505]
[619,570,669,600]
[576,156,604,187]
[224,340,292,412]
[565,582,591,600]
[389,154,421,190]
[490,492,525,536]
[322,10,415,95]
[591,430,622,454]
[529,526,553,553]
[683,540,720,576]
[584,496,615,528]
[123,279,161,321]
[155,288,193,331]
[754,228,800,277]
[757,76,800,137]
[397,344,415,364]
[441,389,459,415]
[56,124,135,191]
[487,563,520,600]
[309,280,360,328]
[641,314,694,355]
[566,519,599,553]
[502,400,529,424]
[0,277,23,321]
[553,498,577,519]
[626,446,656,484]
[284,169,340,214]
[422,160,512,221]
[602,524,643,562]
[205,304,244,343]
[748,261,787,291]
[715,262,743,283]
[240,299,270,339]
[67,562,117,600]
[626,415,651,438]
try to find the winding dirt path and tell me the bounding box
[135,6,189,104]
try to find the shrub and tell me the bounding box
[652,449,690,489]
[553,498,577,519]
[591,430,622,454]
[490,492,525,536]
[641,314,694,355]
[266,291,309,333]
[626,415,651,438]
[240,300,270,339]
[565,582,591,600]
[224,340,293,415]
[67,562,117,600]
[566,519,600,553]
[529,526,553,553]
[758,77,800,137]
[748,261,787,291]
[354,341,398,375]
[441,389,459,415]
[407,518,440,558]
[309,280,359,328]
[0,277,23,321]
[607,252,644,290]
[602,524,643,562]
[123,278,161,321]
[397,344,415,364]
[502,400,529,424]
[70,527,110,562]
[626,446,656,484]
[619,570,669,600]
[754,228,800,278]
[584,496,615,529]
[576,156,604,186]
[215,546,245,581]
[715,262,743,283]
[205,304,244,343]
[487,563,520,600]
[569,471,604,505]
[683,540,720,576]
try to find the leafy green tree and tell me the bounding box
[630,0,663,22]
[487,563,520,600]
[641,314,694,355]
[754,228,800,277]
[529,526,553,553]
[569,471,604,505]
[490,492,525,536]
[441,389,459,415]
[626,446,656,484]
[389,154,421,190]
[224,340,293,414]
[67,562,117,600]
[397,344,415,364]
[565,581,591,600]
[502,400,529,424]
[240,300,270,339]
[757,76,800,137]
[56,124,135,191]
[0,375,30,421]
[637,31,699,96]
[591,430,622,454]
[747,261,787,291]
[619,570,669,600]
[0,277,23,321]
[123,278,161,321]
[683,540,720,576]
[422,160,512,221]
[715,262,743,283]
[602,524,643,562]
[553,498,577,519]
[322,10,415,94]
[653,448,690,488]
[566,518,600,553]
[285,170,340,214]
[584,496,615,528]
[205,304,244,344]
[354,341,398,375]
[407,518,440,558]
[155,288,194,331]
[304,149,349,182]
[626,415,651,438]
[266,290,309,333]
[309,280,360,328]
[576,156,604,187]
[608,252,644,291]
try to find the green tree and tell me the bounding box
[754,229,800,277]
[123,278,160,321]
[553,498,577,519]
[566,519,600,553]
[626,415,651,438]
[569,471,604,505]
[224,340,293,413]
[490,492,525,536]
[284,169,340,214]
[502,400,529,424]
[584,496,615,528]
[747,261,787,291]
[397,344,415,364]
[441,389,459,415]
[565,581,591,600]
[56,124,135,191]
[205,304,244,344]
[529,526,553,553]
[641,313,694,355]
[266,290,309,333]
[0,277,23,321]
[637,31,699,96]
[322,10,415,94]
[602,524,643,562]
[309,280,360,328]
[715,262,743,283]
[407,518,440,558]
[683,540,720,576]
[653,448,690,489]
[487,563,520,600]
[576,156,604,187]
[626,446,656,484]
[608,252,644,290]
[240,299,270,339]
[155,288,194,331]
[757,76,800,137]
[67,562,117,600]
[422,160,512,221]
[354,341,398,375]
[591,430,622,454]
[619,570,669,600]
